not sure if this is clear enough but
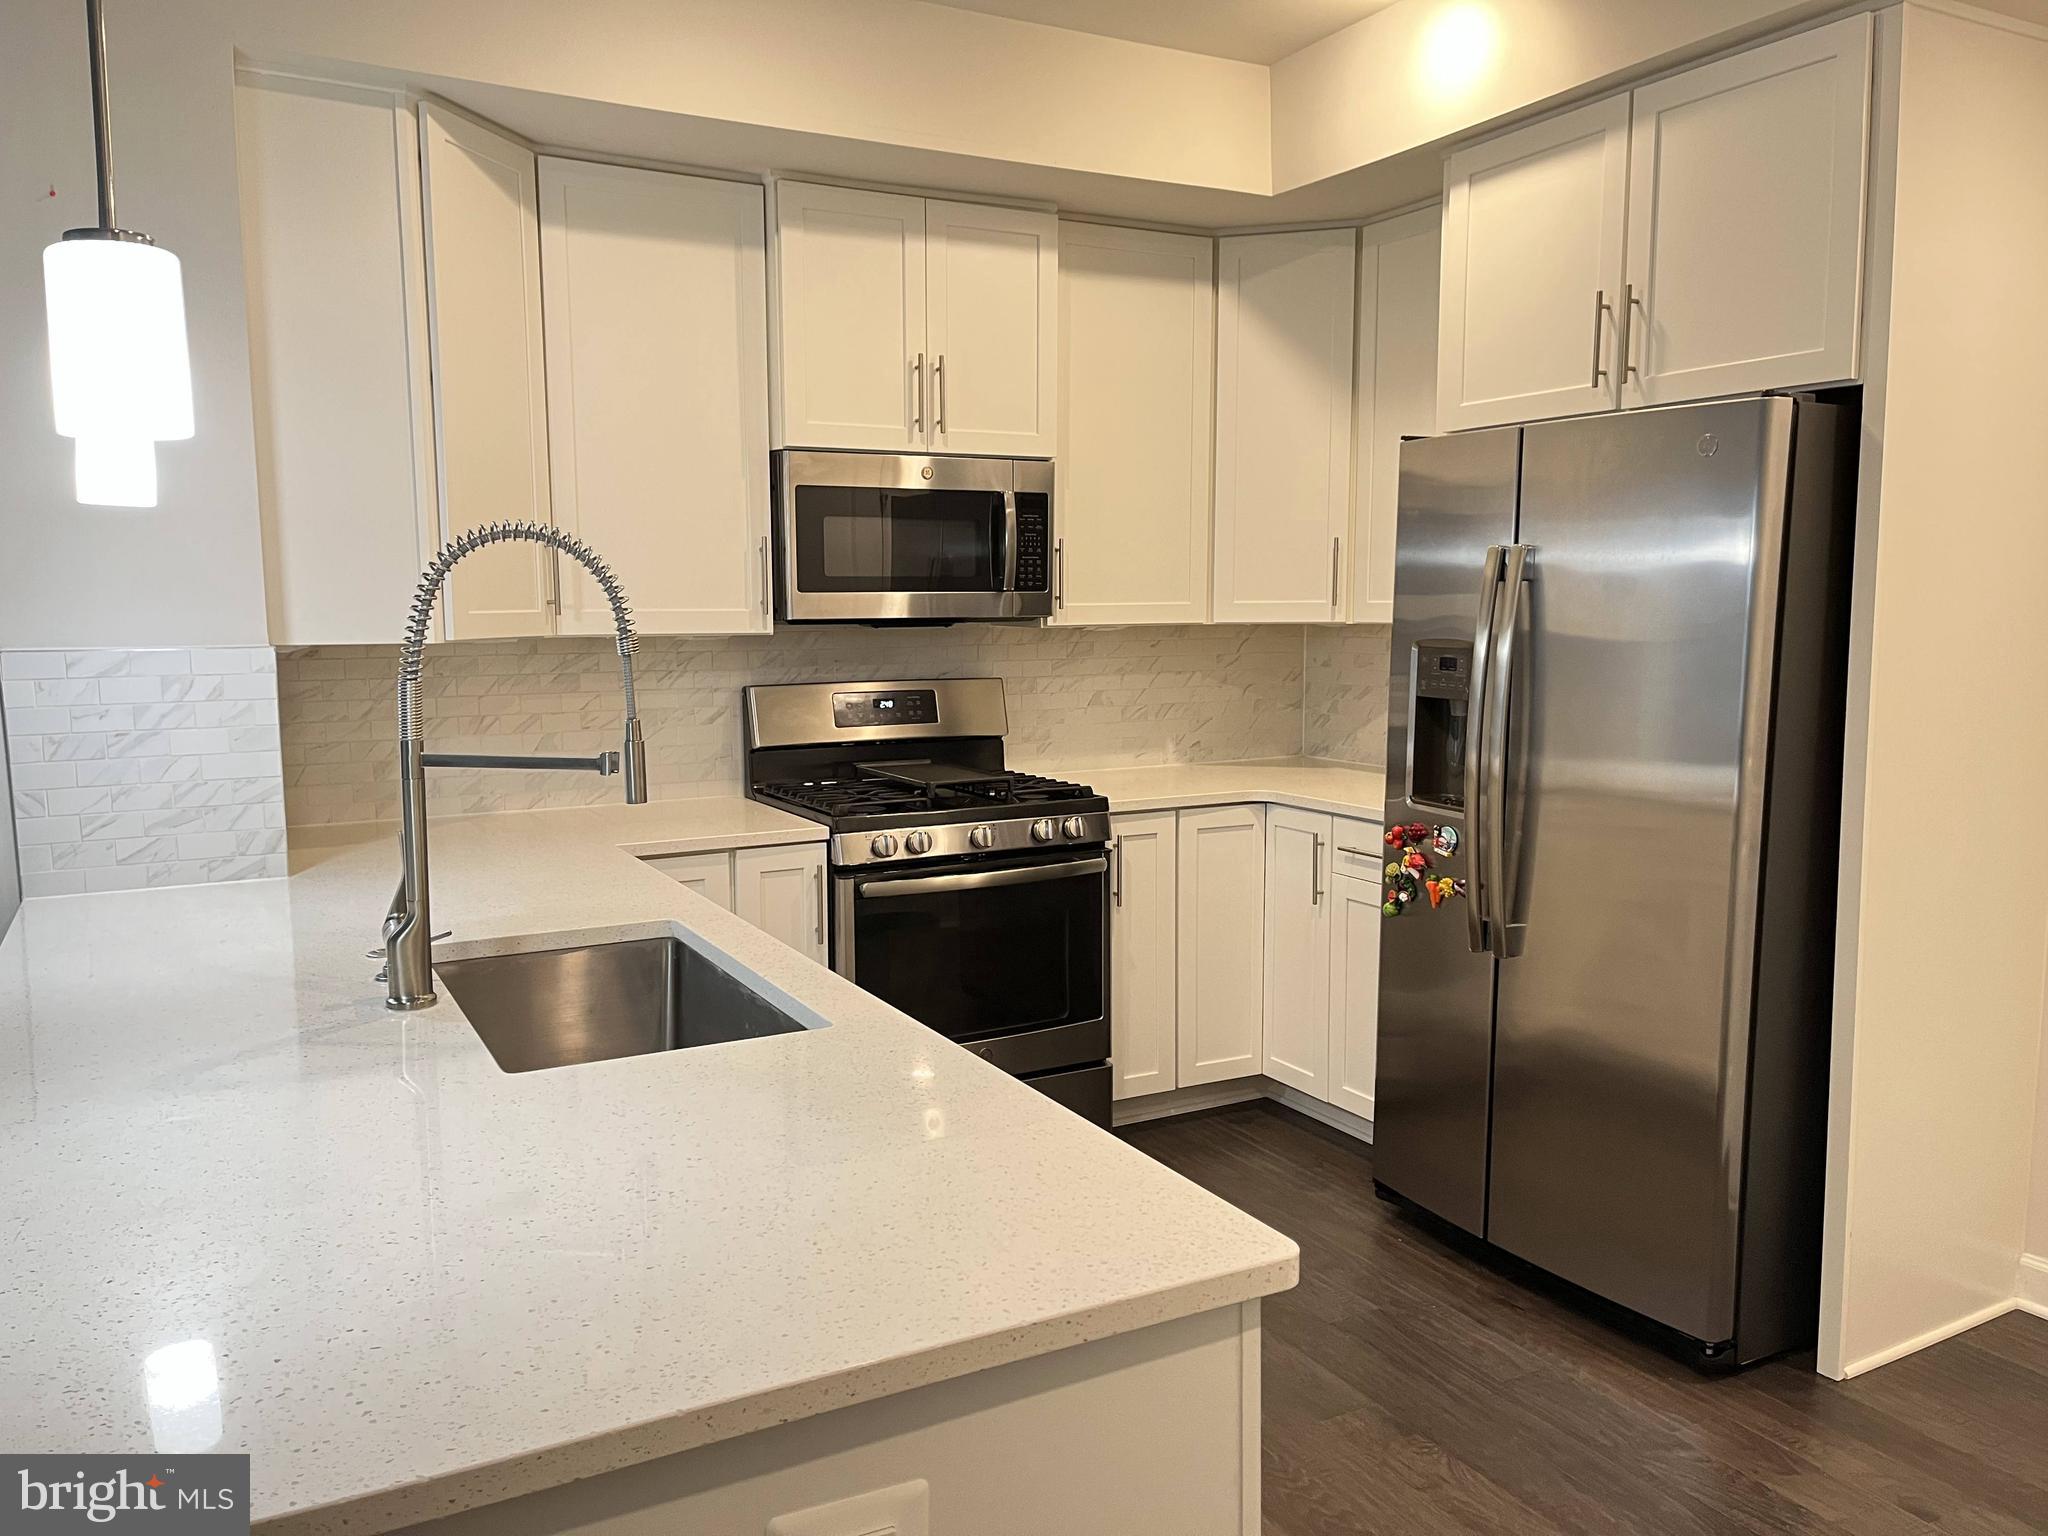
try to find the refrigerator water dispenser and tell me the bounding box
[1407,640,1472,813]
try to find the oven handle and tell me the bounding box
[855,856,1107,901]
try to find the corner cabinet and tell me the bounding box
[1261,807,1332,1095]
[1212,230,1356,623]
[1324,838,1385,1121]
[771,182,1056,456]
[538,157,773,636]
[1437,13,1871,431]
[1054,223,1215,625]
[1176,806,1267,1086]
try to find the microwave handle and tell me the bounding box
[1001,489,1019,593]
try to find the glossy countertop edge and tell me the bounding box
[268,1262,1293,1536]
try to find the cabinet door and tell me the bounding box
[1110,812,1179,1100]
[1261,807,1332,1096]
[1621,14,1871,405]
[1326,834,1385,1122]
[1054,223,1214,625]
[235,74,438,646]
[925,199,1058,457]
[771,182,925,450]
[1347,209,1440,625]
[734,844,828,964]
[539,159,773,636]
[1213,230,1355,623]
[417,102,554,637]
[1176,806,1266,1086]
[645,851,735,910]
[1437,95,1629,431]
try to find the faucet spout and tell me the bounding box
[384,522,646,1010]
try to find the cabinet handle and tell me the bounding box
[1621,283,1644,381]
[1336,846,1372,860]
[759,535,772,620]
[813,863,825,946]
[1054,538,1065,610]
[1311,834,1324,907]
[1329,537,1342,612]
[911,353,924,435]
[1590,288,1614,387]
[548,548,563,617]
[1110,837,1122,907]
[934,353,947,435]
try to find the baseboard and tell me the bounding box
[2017,1253,2048,1320]
[1839,1296,2017,1377]
[1111,1077,1373,1145]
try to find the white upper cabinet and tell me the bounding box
[1346,208,1440,625]
[1621,14,1872,405]
[417,102,554,638]
[925,199,1058,456]
[539,158,773,636]
[235,74,438,648]
[770,182,927,452]
[1213,229,1356,623]
[771,183,1056,454]
[1438,95,1630,432]
[1054,223,1215,626]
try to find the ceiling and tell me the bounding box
[920,0,1400,64]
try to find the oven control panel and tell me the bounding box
[832,689,938,728]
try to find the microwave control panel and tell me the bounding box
[832,689,939,729]
[1014,493,1050,592]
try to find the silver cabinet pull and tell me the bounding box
[1462,545,1505,955]
[1485,545,1530,961]
[813,863,825,946]
[1110,836,1122,907]
[1311,833,1324,906]
[1054,537,1065,610]
[1329,536,1343,612]
[1621,283,1644,380]
[911,353,924,436]
[548,548,563,617]
[1590,288,1614,387]
[758,534,772,620]
[934,353,947,435]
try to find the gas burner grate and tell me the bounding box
[753,769,1095,819]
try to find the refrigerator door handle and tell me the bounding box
[1463,545,1505,955]
[1486,544,1530,960]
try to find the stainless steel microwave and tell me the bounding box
[773,450,1053,623]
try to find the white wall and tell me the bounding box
[1818,0,2048,1376]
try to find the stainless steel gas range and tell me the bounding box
[744,678,1112,1125]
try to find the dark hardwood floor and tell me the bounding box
[1120,1101,2048,1536]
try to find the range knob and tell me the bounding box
[869,833,898,858]
[967,825,996,850]
[1061,816,1087,841]
[904,829,933,856]
[1030,817,1057,844]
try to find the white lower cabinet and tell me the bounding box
[1261,807,1332,1095]
[734,844,830,965]
[1325,848,1385,1121]
[1109,812,1180,1101]
[647,843,825,964]
[1175,806,1268,1087]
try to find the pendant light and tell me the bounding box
[42,0,193,508]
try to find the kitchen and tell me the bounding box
[3,0,2047,1532]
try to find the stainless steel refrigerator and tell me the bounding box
[1374,395,1854,1366]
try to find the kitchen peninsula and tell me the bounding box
[0,796,1295,1534]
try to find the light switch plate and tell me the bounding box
[765,1479,929,1536]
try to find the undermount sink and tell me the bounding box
[435,936,809,1073]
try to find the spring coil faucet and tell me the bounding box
[383,521,647,1009]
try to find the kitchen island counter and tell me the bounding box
[0,795,1296,1532]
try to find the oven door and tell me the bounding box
[833,850,1109,1075]
[776,450,1049,622]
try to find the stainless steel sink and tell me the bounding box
[435,936,808,1074]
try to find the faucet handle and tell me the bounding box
[367,929,449,961]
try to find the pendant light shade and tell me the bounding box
[44,0,194,508]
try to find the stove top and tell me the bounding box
[755,765,1098,824]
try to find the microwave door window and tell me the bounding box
[794,486,999,593]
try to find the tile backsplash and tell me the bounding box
[1304,625,1393,765]
[281,625,1317,826]
[2,648,286,896]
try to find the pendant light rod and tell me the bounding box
[85,0,117,231]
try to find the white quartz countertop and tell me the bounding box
[1032,756,1386,821]
[0,794,1296,1533]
